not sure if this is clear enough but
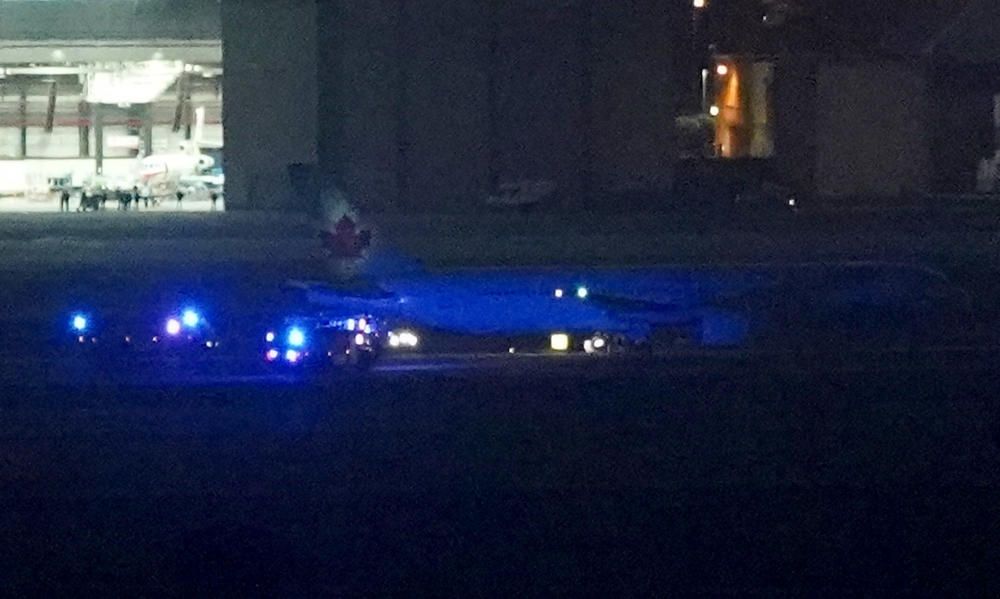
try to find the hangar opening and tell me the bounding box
[0,1,223,212]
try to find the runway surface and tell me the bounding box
[3,213,1000,593]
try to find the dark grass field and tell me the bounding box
[3,211,1000,594]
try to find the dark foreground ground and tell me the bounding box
[3,211,1000,594]
[3,351,1000,595]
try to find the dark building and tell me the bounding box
[693,0,1000,198]
[224,0,685,212]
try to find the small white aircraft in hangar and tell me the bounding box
[137,107,220,196]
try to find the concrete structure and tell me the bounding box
[221,0,317,211]
[225,0,682,212]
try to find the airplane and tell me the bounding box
[137,106,218,197]
[275,249,972,363]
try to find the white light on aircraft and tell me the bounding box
[266,349,279,361]
[576,287,589,299]
[593,337,607,349]
[389,334,401,348]
[72,315,88,332]
[346,318,356,331]
[358,318,367,331]
[554,288,564,298]
[354,333,366,346]
[285,349,301,363]
[583,339,594,353]
[550,333,570,352]
[265,331,275,343]
[166,319,182,336]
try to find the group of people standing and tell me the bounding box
[60,187,149,212]
[58,187,222,212]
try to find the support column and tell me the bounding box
[141,103,154,156]
[78,101,90,157]
[18,88,27,159]
[45,81,57,132]
[93,103,104,175]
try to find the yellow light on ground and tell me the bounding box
[709,105,720,116]
[716,64,729,76]
[550,333,570,352]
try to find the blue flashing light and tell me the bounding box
[182,309,201,328]
[71,314,88,332]
[287,327,306,348]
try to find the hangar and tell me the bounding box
[0,1,681,213]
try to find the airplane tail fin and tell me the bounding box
[191,106,205,154]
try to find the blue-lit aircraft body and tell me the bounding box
[287,256,969,351]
